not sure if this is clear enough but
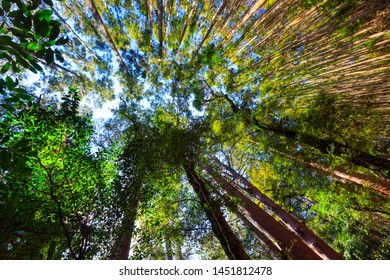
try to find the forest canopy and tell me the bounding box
[0,0,389,260]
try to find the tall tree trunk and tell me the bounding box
[184,162,250,260]
[213,158,344,260]
[85,0,133,80]
[165,233,173,260]
[175,239,184,260]
[251,118,390,177]
[270,149,390,197]
[205,166,323,260]
[217,92,390,177]
[157,0,164,58]
[52,7,99,61]
[111,194,139,260]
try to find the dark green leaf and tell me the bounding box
[16,92,33,101]
[16,55,32,69]
[11,61,21,73]
[35,10,53,21]
[33,16,50,38]
[49,25,60,41]
[0,35,12,45]
[45,47,54,64]
[0,103,14,112]
[31,61,43,72]
[54,49,64,62]
[1,62,11,73]
[0,148,11,169]
[42,0,53,6]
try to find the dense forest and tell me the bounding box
[0,0,389,260]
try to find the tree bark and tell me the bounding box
[205,165,323,260]
[213,158,344,260]
[111,194,139,260]
[184,162,250,260]
[252,118,390,177]
[270,149,390,197]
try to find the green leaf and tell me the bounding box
[5,76,19,89]
[31,61,43,72]
[0,103,14,112]
[35,10,53,21]
[33,16,50,38]
[45,47,54,64]
[54,49,64,62]
[27,41,39,51]
[11,61,21,73]
[43,0,54,6]
[49,25,60,41]
[1,62,11,73]
[16,92,33,101]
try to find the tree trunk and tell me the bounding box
[205,165,323,260]
[165,233,173,260]
[111,195,139,260]
[252,118,390,177]
[270,149,390,197]
[213,158,344,260]
[184,162,250,260]
[85,0,133,80]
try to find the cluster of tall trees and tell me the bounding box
[1,0,389,259]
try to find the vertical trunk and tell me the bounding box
[175,240,184,260]
[85,0,133,80]
[165,233,173,260]
[157,0,164,58]
[112,193,139,260]
[214,158,344,260]
[205,166,322,260]
[184,162,250,260]
[193,1,228,57]
[52,7,99,61]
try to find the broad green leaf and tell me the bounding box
[45,47,54,64]
[1,62,11,73]
[27,41,39,51]
[36,10,53,22]
[49,25,60,41]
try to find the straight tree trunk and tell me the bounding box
[111,193,139,260]
[85,0,133,80]
[252,118,390,177]
[270,149,390,197]
[205,165,323,260]
[165,233,173,260]
[213,158,344,260]
[184,162,250,260]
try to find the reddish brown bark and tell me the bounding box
[205,165,323,260]
[184,162,250,260]
[213,158,344,260]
